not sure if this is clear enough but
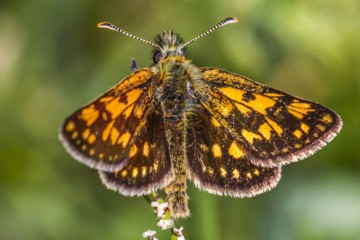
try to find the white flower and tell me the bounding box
[142,230,157,239]
[157,219,174,230]
[156,202,168,218]
[173,227,185,239]
[151,201,159,208]
[174,227,184,235]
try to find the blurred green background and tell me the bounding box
[1,0,359,239]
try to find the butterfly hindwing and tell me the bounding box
[99,112,174,196]
[59,69,155,171]
[199,67,342,167]
[187,105,281,197]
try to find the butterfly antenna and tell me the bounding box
[182,17,238,48]
[97,22,162,50]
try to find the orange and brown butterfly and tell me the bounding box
[59,17,342,219]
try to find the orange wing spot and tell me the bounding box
[265,117,283,136]
[126,89,142,105]
[141,166,147,177]
[65,121,75,132]
[234,103,252,115]
[218,102,233,117]
[211,117,221,127]
[258,122,272,140]
[208,166,214,175]
[246,94,276,115]
[264,93,284,98]
[129,144,138,158]
[200,144,209,152]
[102,120,115,142]
[121,170,128,178]
[88,134,96,144]
[143,141,150,157]
[105,97,124,119]
[253,168,260,176]
[80,105,100,126]
[313,132,319,138]
[294,143,302,149]
[219,87,246,101]
[293,129,303,139]
[99,96,114,103]
[219,167,227,177]
[290,102,311,109]
[81,104,96,115]
[81,145,87,151]
[212,144,222,158]
[282,147,289,153]
[322,114,333,124]
[273,107,282,117]
[200,160,206,172]
[117,131,131,148]
[153,160,159,172]
[110,127,120,145]
[122,105,134,119]
[228,141,245,159]
[246,172,252,179]
[232,169,240,179]
[241,129,262,144]
[71,131,78,139]
[99,153,104,159]
[105,97,120,109]
[132,167,139,178]
[102,112,108,121]
[89,149,95,156]
[316,124,326,132]
[82,128,91,140]
[301,123,310,134]
[133,104,145,118]
[287,104,315,119]
[287,109,304,119]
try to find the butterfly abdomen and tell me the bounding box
[161,88,190,218]
[155,59,202,218]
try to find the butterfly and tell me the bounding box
[59,17,343,219]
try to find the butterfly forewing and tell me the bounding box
[199,68,343,167]
[187,105,281,197]
[59,69,154,171]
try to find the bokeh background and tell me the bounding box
[1,0,359,239]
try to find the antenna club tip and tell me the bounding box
[97,22,109,28]
[226,17,239,23]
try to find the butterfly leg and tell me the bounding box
[130,57,138,72]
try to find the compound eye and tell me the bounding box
[153,51,162,63]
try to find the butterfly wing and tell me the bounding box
[198,67,342,167]
[187,105,281,197]
[60,68,174,195]
[60,69,155,171]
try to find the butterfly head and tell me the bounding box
[152,31,186,63]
